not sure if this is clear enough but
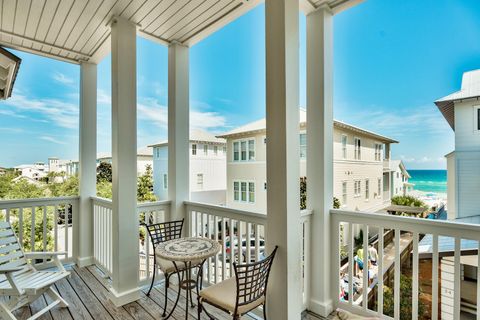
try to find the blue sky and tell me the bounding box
[1,0,480,169]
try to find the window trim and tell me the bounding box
[354,137,361,160]
[341,135,347,159]
[163,174,168,190]
[365,179,369,200]
[354,180,361,198]
[203,144,208,155]
[192,144,197,156]
[474,105,480,132]
[197,173,204,189]
[342,181,347,206]
[300,133,307,159]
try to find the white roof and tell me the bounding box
[435,69,480,130]
[0,0,361,65]
[389,159,411,178]
[218,109,398,143]
[97,147,153,160]
[149,129,226,148]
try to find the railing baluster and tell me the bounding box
[238,220,243,264]
[65,204,69,258]
[229,218,234,278]
[43,206,47,256]
[432,234,439,320]
[362,224,368,311]
[412,232,419,320]
[394,228,401,319]
[31,206,35,252]
[221,218,226,281]
[19,207,23,247]
[54,205,58,252]
[246,223,252,264]
[207,214,211,283]
[5,208,9,222]
[214,215,219,284]
[348,222,353,307]
[145,210,150,281]
[378,227,384,316]
[255,224,260,262]
[453,237,461,320]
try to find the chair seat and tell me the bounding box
[0,269,70,295]
[199,277,265,315]
[157,257,202,274]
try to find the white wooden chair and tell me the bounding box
[0,221,70,320]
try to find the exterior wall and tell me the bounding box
[446,152,456,220]
[137,156,153,176]
[391,166,410,197]
[452,100,480,219]
[152,142,227,204]
[226,127,390,214]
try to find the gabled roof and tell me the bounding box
[217,109,398,144]
[435,69,480,131]
[148,129,226,148]
[390,160,411,178]
[97,147,153,160]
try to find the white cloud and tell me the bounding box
[52,72,75,86]
[400,155,446,165]
[3,94,78,129]
[0,109,26,118]
[39,136,67,145]
[97,89,111,105]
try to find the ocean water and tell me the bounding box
[408,170,447,194]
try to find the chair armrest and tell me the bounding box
[0,266,24,274]
[24,252,67,259]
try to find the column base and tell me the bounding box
[109,287,141,307]
[308,298,333,317]
[76,256,94,268]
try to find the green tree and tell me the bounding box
[5,178,45,199]
[137,165,156,202]
[96,180,112,199]
[97,162,112,183]
[300,177,340,210]
[391,195,427,208]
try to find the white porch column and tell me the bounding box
[265,0,302,319]
[77,62,97,267]
[109,16,140,306]
[306,6,334,317]
[168,42,189,223]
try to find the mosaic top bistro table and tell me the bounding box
[155,237,221,320]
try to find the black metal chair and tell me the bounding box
[197,246,278,320]
[142,219,200,316]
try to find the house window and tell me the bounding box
[197,174,204,189]
[233,142,240,161]
[248,182,255,203]
[478,108,480,130]
[342,181,347,205]
[375,144,383,161]
[365,179,369,200]
[163,174,168,190]
[263,137,267,144]
[342,135,347,159]
[203,145,208,155]
[223,146,227,154]
[264,182,267,191]
[234,182,239,201]
[234,181,255,203]
[192,144,197,155]
[354,180,361,197]
[214,146,218,155]
[377,178,381,197]
[233,139,255,162]
[241,182,247,201]
[354,138,361,160]
[300,133,307,158]
[248,140,255,160]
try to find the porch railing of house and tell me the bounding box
[185,201,313,309]
[0,196,79,265]
[331,209,480,320]
[92,196,113,277]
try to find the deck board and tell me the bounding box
[9,264,325,320]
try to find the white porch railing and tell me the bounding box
[185,201,312,310]
[331,209,480,320]
[92,196,113,277]
[0,196,79,265]
[138,200,171,284]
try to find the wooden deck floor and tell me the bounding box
[11,265,326,320]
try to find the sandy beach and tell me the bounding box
[409,189,447,210]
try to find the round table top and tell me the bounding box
[155,237,221,262]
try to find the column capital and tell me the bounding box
[307,3,333,16]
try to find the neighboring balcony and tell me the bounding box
[0,196,478,319]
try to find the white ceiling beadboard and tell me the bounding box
[0,0,360,64]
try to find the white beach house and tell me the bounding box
[218,109,398,214]
[149,129,227,205]
[390,160,413,197]
[97,147,153,176]
[436,69,480,223]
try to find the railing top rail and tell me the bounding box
[0,196,80,207]
[300,209,313,217]
[331,208,480,240]
[184,200,267,225]
[137,200,171,209]
[91,196,113,207]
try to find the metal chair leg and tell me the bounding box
[263,302,267,320]
[146,262,156,296]
[162,273,170,317]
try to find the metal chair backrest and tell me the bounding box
[233,246,278,312]
[0,221,29,272]
[142,219,184,249]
